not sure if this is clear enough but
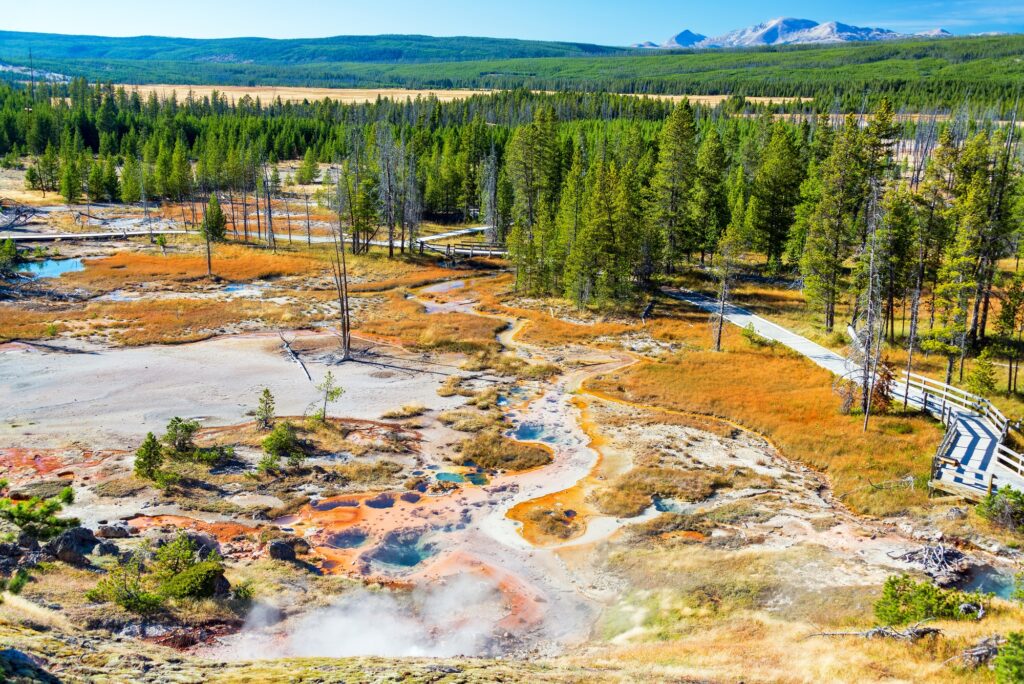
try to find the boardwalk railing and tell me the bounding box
[895,368,1024,496]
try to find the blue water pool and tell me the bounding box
[959,565,1018,599]
[326,528,368,549]
[22,258,84,279]
[512,422,557,443]
[366,529,436,569]
[436,472,466,483]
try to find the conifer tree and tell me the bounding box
[652,102,698,267]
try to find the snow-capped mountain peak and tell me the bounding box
[636,17,951,50]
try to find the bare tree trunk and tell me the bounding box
[241,187,249,242]
[284,195,293,244]
[228,188,237,239]
[304,194,312,246]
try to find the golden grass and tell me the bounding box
[0,297,301,345]
[65,244,322,291]
[117,84,496,104]
[586,330,943,516]
[381,403,426,419]
[458,431,552,471]
[356,290,504,350]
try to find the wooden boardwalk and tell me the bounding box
[665,288,1024,500]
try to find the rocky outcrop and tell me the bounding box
[266,540,295,561]
[43,527,99,566]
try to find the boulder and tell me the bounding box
[267,540,296,562]
[95,541,120,556]
[96,524,131,539]
[44,527,99,566]
[16,532,39,553]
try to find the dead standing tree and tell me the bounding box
[330,165,353,360]
[850,184,887,431]
[260,161,276,253]
[377,124,399,258]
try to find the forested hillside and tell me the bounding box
[0,30,626,64]
[2,33,1022,111]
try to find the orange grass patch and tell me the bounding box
[586,342,942,517]
[65,245,322,290]
[0,297,302,345]
[356,290,504,350]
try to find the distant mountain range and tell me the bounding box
[633,17,952,49]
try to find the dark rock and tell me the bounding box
[267,540,296,561]
[291,537,311,555]
[0,542,22,559]
[16,531,40,552]
[44,526,99,566]
[213,573,232,597]
[96,524,131,539]
[96,541,120,556]
[0,648,61,683]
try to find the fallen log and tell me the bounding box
[942,634,1005,668]
[802,620,941,642]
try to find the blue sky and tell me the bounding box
[2,0,1022,44]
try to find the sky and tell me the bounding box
[2,0,1022,45]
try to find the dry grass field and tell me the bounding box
[116,84,800,107]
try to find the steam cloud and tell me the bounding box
[221,574,506,659]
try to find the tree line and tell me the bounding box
[2,81,1023,389]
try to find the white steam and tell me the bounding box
[220,574,506,659]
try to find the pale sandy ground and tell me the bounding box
[115,84,800,107]
[0,332,470,450]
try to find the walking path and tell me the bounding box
[665,288,1024,499]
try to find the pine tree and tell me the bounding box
[652,103,698,266]
[169,138,192,201]
[202,193,227,242]
[967,348,997,396]
[120,156,142,203]
[87,159,107,203]
[255,388,275,431]
[134,432,164,481]
[926,174,986,383]
[59,157,80,204]
[297,147,319,185]
[692,127,729,263]
[747,123,804,269]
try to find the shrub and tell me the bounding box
[86,553,164,615]
[262,422,304,467]
[0,479,79,541]
[231,579,255,603]
[7,568,29,594]
[152,533,200,581]
[977,487,1024,532]
[996,632,1024,683]
[257,453,281,475]
[163,417,200,455]
[0,238,18,278]
[874,575,987,625]
[158,560,226,599]
[741,323,776,348]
